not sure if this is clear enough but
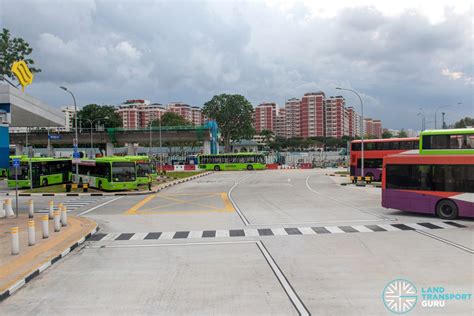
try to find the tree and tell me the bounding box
[202,94,255,151]
[397,130,408,138]
[453,117,474,128]
[0,28,41,80]
[151,112,190,127]
[77,104,122,129]
[260,129,274,144]
[382,130,393,139]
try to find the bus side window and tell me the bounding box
[391,142,400,150]
[365,143,375,150]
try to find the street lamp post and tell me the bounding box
[336,87,365,183]
[81,117,108,158]
[417,108,425,131]
[159,116,163,174]
[60,86,79,181]
[435,102,461,129]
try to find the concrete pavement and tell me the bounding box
[0,169,472,315]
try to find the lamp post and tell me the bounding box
[149,121,153,157]
[417,108,425,132]
[435,102,461,129]
[60,86,79,180]
[336,87,365,183]
[81,117,108,158]
[159,116,163,173]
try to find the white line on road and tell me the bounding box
[88,240,257,249]
[77,196,124,216]
[415,230,474,254]
[228,173,254,226]
[256,241,310,316]
[305,175,391,220]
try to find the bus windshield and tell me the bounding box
[8,165,29,180]
[112,162,136,182]
[136,162,151,177]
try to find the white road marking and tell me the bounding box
[188,231,203,239]
[271,228,288,236]
[77,196,124,216]
[378,224,401,232]
[256,241,310,316]
[352,225,373,233]
[244,229,259,237]
[102,233,120,241]
[159,231,175,240]
[215,230,230,238]
[325,226,345,233]
[298,227,316,235]
[130,233,148,240]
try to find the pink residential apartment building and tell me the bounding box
[263,91,381,139]
[254,102,277,134]
[116,100,204,128]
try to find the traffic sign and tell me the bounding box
[73,151,81,158]
[48,134,62,140]
[72,158,81,164]
[12,158,20,168]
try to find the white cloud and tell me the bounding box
[1,0,472,129]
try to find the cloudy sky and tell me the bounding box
[1,0,472,129]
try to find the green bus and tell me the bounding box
[419,128,474,155]
[198,153,266,171]
[124,156,157,185]
[8,157,72,188]
[73,157,137,191]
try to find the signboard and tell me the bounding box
[48,134,62,140]
[72,158,81,164]
[12,158,20,167]
[11,60,34,92]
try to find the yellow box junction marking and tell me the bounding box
[124,192,235,215]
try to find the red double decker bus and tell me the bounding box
[350,138,419,181]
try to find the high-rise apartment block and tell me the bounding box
[116,100,204,128]
[254,102,277,134]
[261,91,382,139]
[300,92,325,138]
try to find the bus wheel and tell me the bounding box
[436,199,458,220]
[42,179,48,186]
[214,165,221,171]
[247,165,253,171]
[98,181,103,190]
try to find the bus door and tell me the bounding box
[61,162,70,182]
[31,163,41,187]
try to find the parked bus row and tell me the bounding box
[349,128,473,220]
[7,156,157,191]
[6,153,267,190]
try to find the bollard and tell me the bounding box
[0,201,5,218]
[28,199,34,218]
[42,215,49,239]
[28,220,35,246]
[61,205,68,227]
[48,200,54,219]
[5,198,14,217]
[11,227,19,255]
[54,211,61,232]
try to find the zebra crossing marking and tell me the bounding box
[35,197,107,213]
[89,221,468,242]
